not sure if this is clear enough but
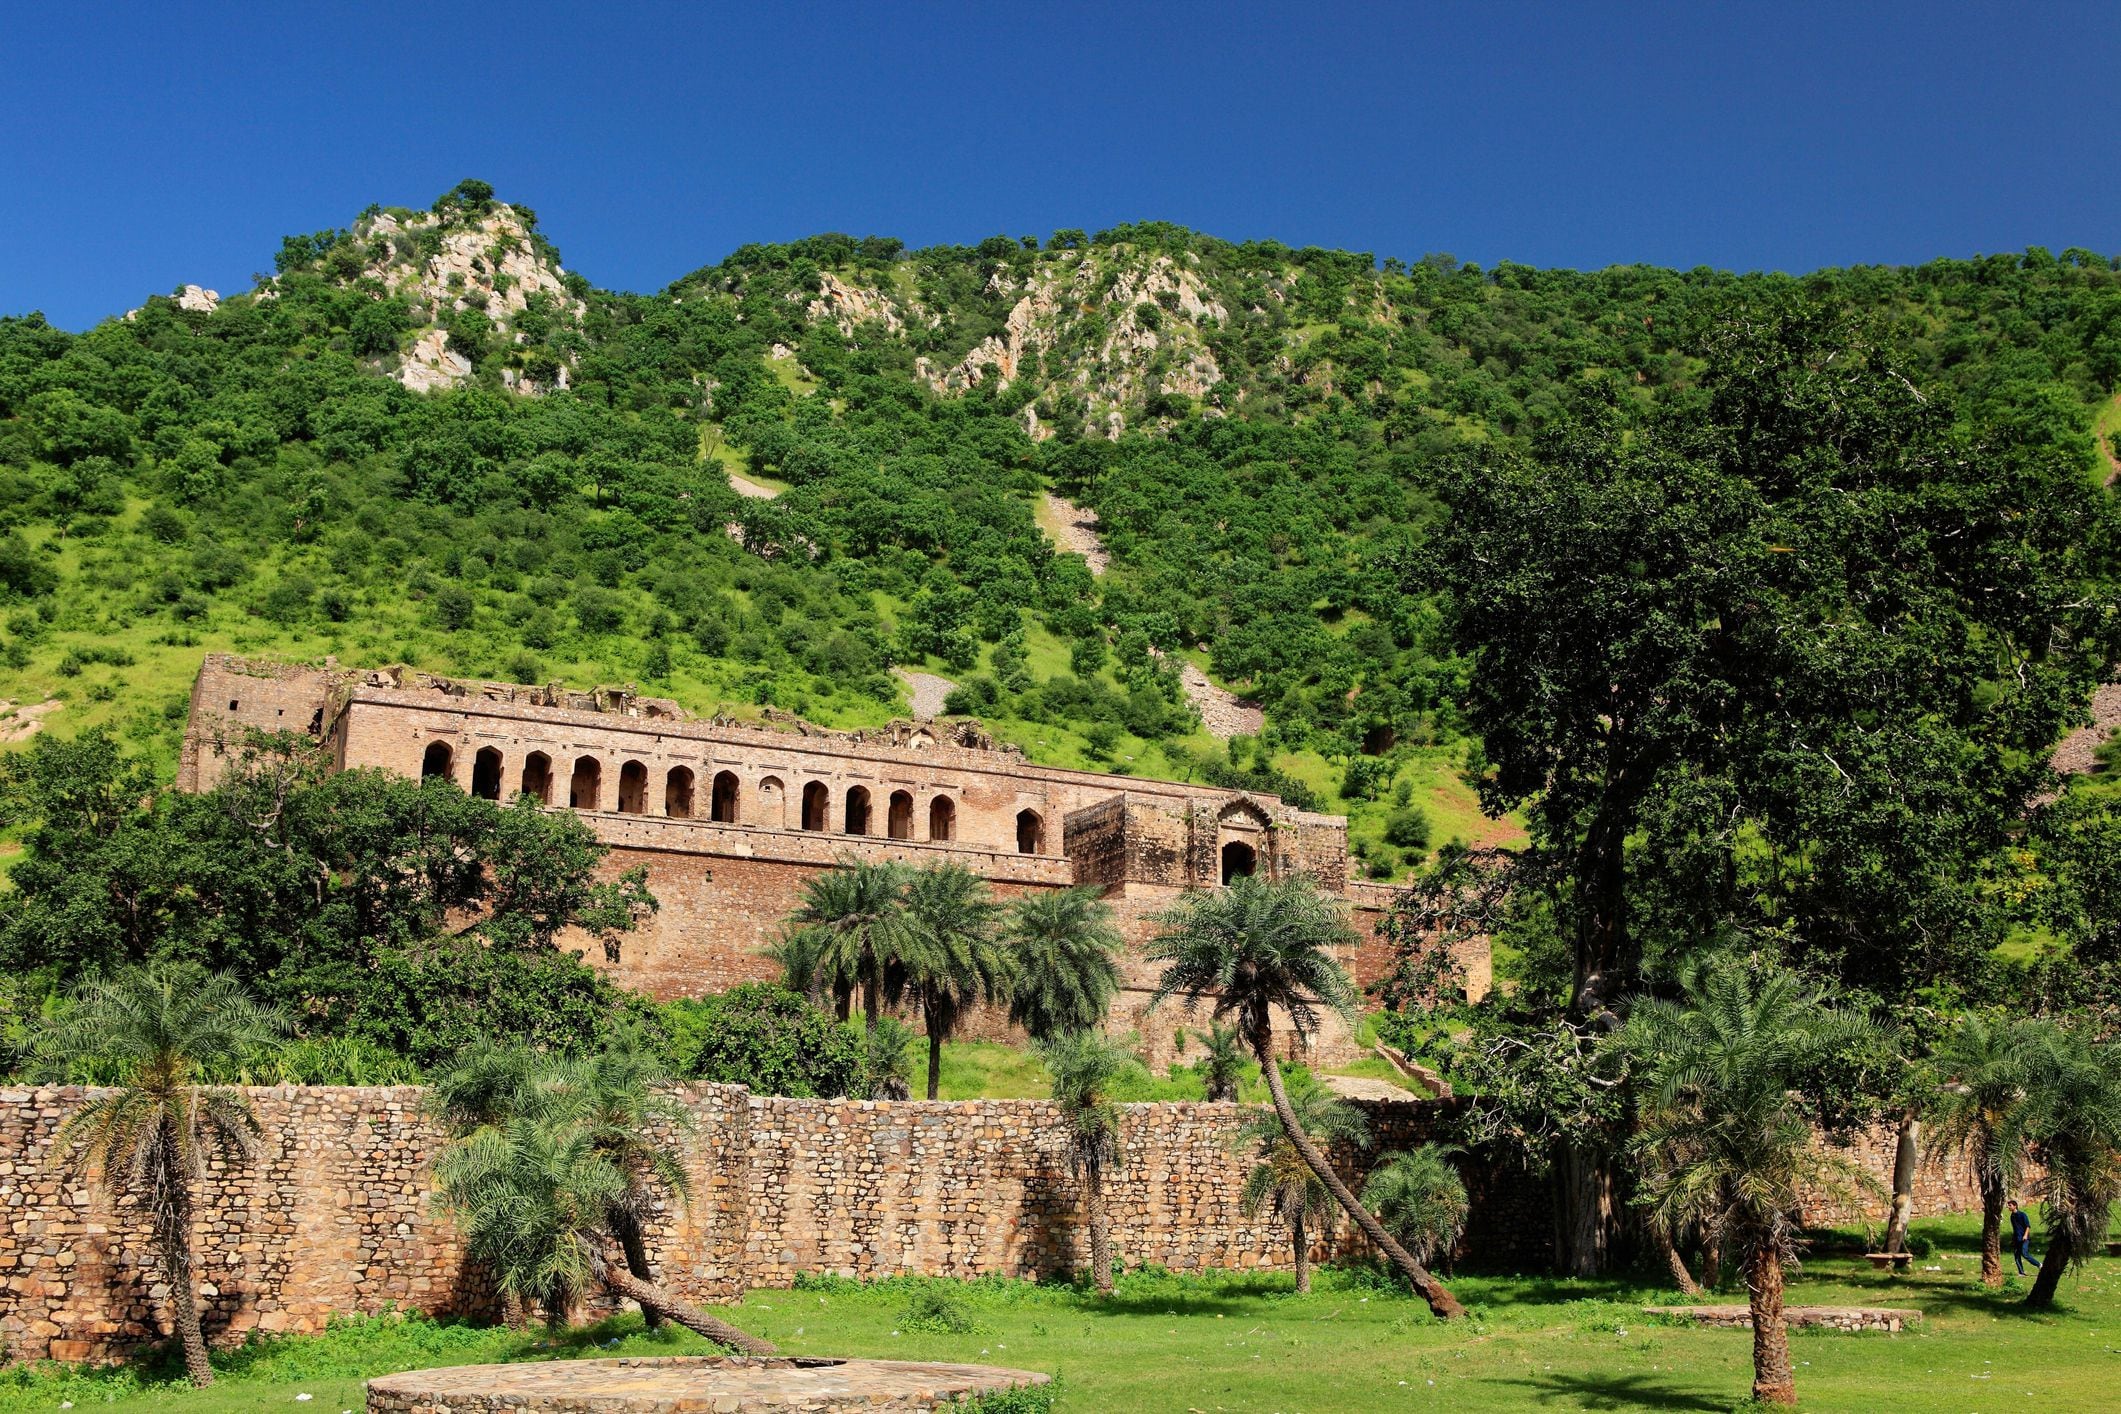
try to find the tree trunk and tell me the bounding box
[1292,1211,1311,1294]
[2024,1230,2070,1309]
[1978,1171,2004,1288]
[1256,1046,1463,1319]
[613,1209,662,1331]
[597,1261,777,1354]
[1085,1160,1114,1295]
[1701,1231,1723,1292]
[158,1157,215,1388]
[1745,1241,1798,1406]
[1649,1217,1702,1296]
[926,1017,944,1101]
[500,1289,529,1331]
[1554,1142,1615,1277]
[1882,1114,1918,1254]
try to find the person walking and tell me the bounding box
[2008,1199,2041,1275]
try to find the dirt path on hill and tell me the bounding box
[896,668,956,718]
[2098,392,2121,484]
[1040,491,1109,575]
[2050,682,2121,778]
[1178,661,1264,740]
[0,699,60,743]
[728,471,781,499]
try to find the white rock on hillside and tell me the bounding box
[397,328,473,393]
[176,284,220,313]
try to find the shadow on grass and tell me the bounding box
[1487,1370,1731,1411]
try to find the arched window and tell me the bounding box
[421,741,454,781]
[520,751,553,805]
[665,766,695,818]
[711,771,740,823]
[757,776,785,828]
[617,760,648,813]
[1221,840,1257,885]
[887,790,914,840]
[801,781,829,831]
[570,756,602,811]
[1016,809,1044,855]
[844,785,872,836]
[928,795,956,842]
[470,746,503,801]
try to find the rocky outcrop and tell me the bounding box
[175,284,219,313]
[396,328,473,393]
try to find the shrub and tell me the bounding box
[1383,805,1432,851]
[662,983,863,1097]
[897,1286,986,1335]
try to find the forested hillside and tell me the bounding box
[3,179,2120,891]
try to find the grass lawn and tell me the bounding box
[934,1040,1419,1102]
[10,1215,2115,1412]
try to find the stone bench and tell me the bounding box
[1643,1305,1920,1333]
[368,1355,1049,1412]
[1863,1251,1914,1272]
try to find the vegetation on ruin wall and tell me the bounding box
[5,1223,2120,1412]
[3,185,2120,872]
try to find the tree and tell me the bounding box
[1622,965,1880,1407]
[766,859,906,1032]
[1230,1073,1368,1293]
[661,983,863,1098]
[1190,1023,1247,1102]
[432,1109,773,1352]
[1004,887,1125,1042]
[1924,1013,2042,1287]
[1361,1145,1469,1270]
[2016,1024,2121,1309]
[889,864,1007,1099]
[39,965,284,1386]
[1147,875,1464,1318]
[1038,1029,1134,1296]
[560,1030,696,1329]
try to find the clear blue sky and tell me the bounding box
[7,1,2118,329]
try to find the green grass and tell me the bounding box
[936,1039,1416,1102]
[13,1216,2119,1412]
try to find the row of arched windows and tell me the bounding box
[419,740,1049,852]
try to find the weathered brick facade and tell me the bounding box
[177,656,1489,1060]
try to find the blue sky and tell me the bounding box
[6,1,2118,329]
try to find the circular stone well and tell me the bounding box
[366,1355,1049,1412]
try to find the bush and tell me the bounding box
[897,1286,986,1335]
[662,983,863,1097]
[1383,805,1432,851]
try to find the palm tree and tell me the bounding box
[39,965,285,1387]
[1230,1073,1368,1293]
[433,1110,774,1353]
[890,864,1007,1099]
[426,1038,559,1330]
[560,1030,696,1328]
[1190,1023,1248,1103]
[862,1016,916,1101]
[1004,887,1124,1042]
[1039,1029,1134,1296]
[767,858,906,1029]
[1362,1145,1469,1272]
[1924,1013,2043,1287]
[1146,874,1464,1319]
[2015,1024,2121,1310]
[1622,965,1880,1407]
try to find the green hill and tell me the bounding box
[3,181,2118,879]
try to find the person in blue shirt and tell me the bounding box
[2008,1199,2040,1275]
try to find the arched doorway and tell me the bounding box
[617,760,648,813]
[1221,840,1258,884]
[520,751,552,804]
[757,776,785,828]
[470,747,503,801]
[801,781,829,832]
[569,756,601,810]
[421,741,454,782]
[928,795,956,842]
[844,785,872,835]
[710,771,739,823]
[887,790,913,840]
[665,766,695,818]
[1016,809,1044,855]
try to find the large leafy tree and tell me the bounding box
[1622,965,1880,1407]
[1229,1073,1368,1293]
[39,965,285,1386]
[1147,875,1464,1318]
[1433,312,2111,1015]
[889,864,1007,1100]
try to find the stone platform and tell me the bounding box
[366,1355,1049,1412]
[1643,1304,1920,1333]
